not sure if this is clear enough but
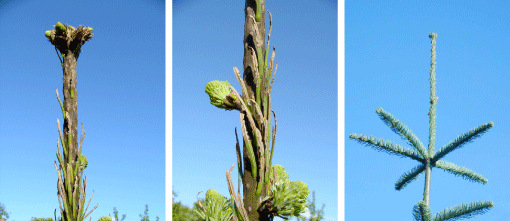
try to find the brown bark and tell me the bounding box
[47,23,95,221]
[63,52,79,164]
[242,0,270,220]
[243,0,266,99]
[62,51,80,221]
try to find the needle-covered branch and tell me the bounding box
[395,164,426,191]
[349,134,425,163]
[376,108,428,158]
[260,165,308,219]
[432,122,494,162]
[433,201,494,221]
[412,201,433,221]
[350,33,495,220]
[194,189,233,221]
[433,160,488,184]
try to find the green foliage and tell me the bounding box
[433,201,494,221]
[173,188,201,221]
[78,153,88,170]
[375,107,428,158]
[297,191,325,221]
[412,200,494,221]
[31,218,55,221]
[194,189,233,221]
[205,80,237,110]
[270,164,289,183]
[433,160,487,184]
[0,205,161,221]
[45,31,52,41]
[173,201,201,221]
[432,122,493,163]
[205,189,224,202]
[192,200,207,221]
[139,205,149,221]
[349,133,424,163]
[55,22,66,34]
[97,216,112,221]
[228,196,244,221]
[264,165,310,218]
[395,164,426,190]
[113,207,126,221]
[412,201,433,221]
[0,203,9,219]
[138,204,159,221]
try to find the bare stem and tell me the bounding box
[424,33,438,207]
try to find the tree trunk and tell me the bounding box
[63,51,79,166]
[242,0,270,220]
[423,160,431,206]
[46,23,96,221]
[62,50,81,221]
[63,52,78,142]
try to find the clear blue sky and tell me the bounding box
[9,1,508,221]
[172,1,338,221]
[0,1,165,221]
[346,0,510,220]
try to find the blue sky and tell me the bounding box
[5,1,508,221]
[172,1,338,221]
[346,0,510,220]
[0,1,165,221]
